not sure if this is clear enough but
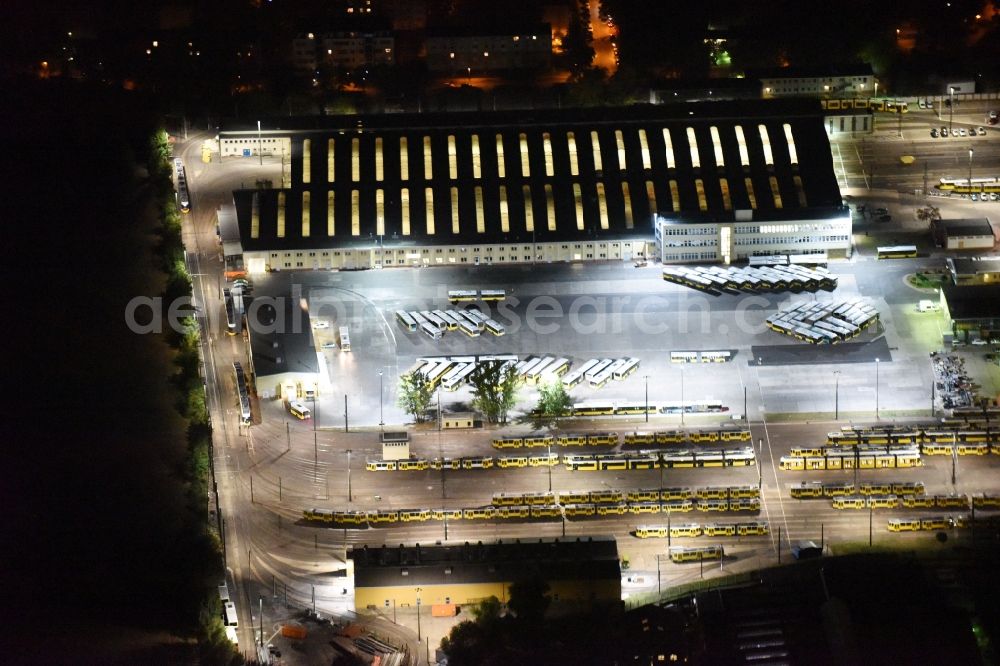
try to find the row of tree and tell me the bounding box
[397,361,574,425]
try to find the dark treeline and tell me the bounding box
[3,77,228,663]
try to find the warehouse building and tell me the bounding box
[348,537,621,612]
[932,218,995,251]
[947,256,1000,285]
[218,99,848,271]
[942,283,1000,343]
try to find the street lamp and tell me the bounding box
[833,371,841,420]
[415,588,423,641]
[346,449,352,502]
[875,358,880,421]
[467,66,471,83]
[680,367,685,426]
[378,368,384,428]
[643,374,650,423]
[968,147,974,192]
[257,119,263,166]
[949,87,955,135]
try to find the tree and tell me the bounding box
[507,577,551,624]
[916,205,941,229]
[468,361,520,424]
[397,372,433,422]
[535,380,573,419]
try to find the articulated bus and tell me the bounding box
[424,361,454,388]
[289,400,312,420]
[224,289,238,335]
[670,351,699,364]
[484,319,506,336]
[420,321,443,341]
[525,357,555,384]
[876,245,917,260]
[395,310,418,332]
[448,290,478,302]
[432,310,458,330]
[442,362,476,390]
[479,289,506,301]
[614,358,640,380]
[420,311,448,332]
[545,358,571,378]
[233,362,252,424]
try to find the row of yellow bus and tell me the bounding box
[790,481,925,498]
[490,428,752,449]
[634,522,769,539]
[303,498,762,526]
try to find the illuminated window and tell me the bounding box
[302,139,311,184]
[669,179,681,212]
[662,128,675,169]
[615,130,626,170]
[523,185,534,232]
[694,179,707,211]
[768,176,783,208]
[351,190,360,235]
[574,183,585,231]
[325,191,334,236]
[425,187,434,235]
[399,137,408,181]
[423,136,432,180]
[474,186,485,233]
[376,189,384,235]
[567,131,579,176]
[687,127,700,168]
[621,182,632,229]
[451,187,460,234]
[758,124,773,166]
[544,184,555,231]
[783,123,798,165]
[499,185,509,233]
[375,137,383,182]
[735,126,749,166]
[720,178,732,211]
[519,132,530,177]
[327,139,335,182]
[471,134,481,179]
[277,192,286,237]
[645,180,657,215]
[745,177,757,209]
[496,134,506,178]
[543,132,553,177]
[448,135,457,179]
[351,137,360,181]
[591,131,603,171]
[592,183,608,229]
[302,191,310,236]
[710,126,724,167]
[251,193,260,239]
[793,175,807,207]
[638,129,651,170]
[401,188,410,235]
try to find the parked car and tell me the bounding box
[312,321,330,329]
[971,193,979,201]
[940,127,949,137]
[930,128,939,138]
[959,128,967,137]
[879,214,892,223]
[978,126,987,136]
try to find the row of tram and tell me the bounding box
[634,522,769,539]
[490,428,752,449]
[780,445,922,470]
[303,496,763,527]
[365,448,757,472]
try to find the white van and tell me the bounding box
[917,300,939,313]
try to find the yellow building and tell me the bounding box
[349,537,621,612]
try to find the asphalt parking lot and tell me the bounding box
[248,252,963,428]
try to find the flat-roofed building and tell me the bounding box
[947,256,1000,285]
[219,99,847,270]
[348,537,621,612]
[754,63,875,99]
[942,283,1000,342]
[425,24,551,72]
[932,218,995,251]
